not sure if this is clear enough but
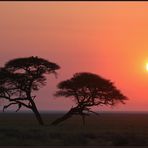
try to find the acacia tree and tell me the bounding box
[0,56,60,125]
[51,72,128,126]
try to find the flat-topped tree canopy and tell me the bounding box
[55,72,127,107]
[4,56,60,91]
[5,56,60,74]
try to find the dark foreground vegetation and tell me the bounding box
[1,112,148,146]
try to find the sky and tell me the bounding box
[0,2,148,112]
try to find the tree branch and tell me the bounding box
[3,102,18,112]
[15,100,31,109]
[0,95,28,102]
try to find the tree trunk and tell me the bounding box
[51,106,86,126]
[31,100,44,126]
[51,108,74,126]
[82,115,85,126]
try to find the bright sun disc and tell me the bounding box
[146,63,148,71]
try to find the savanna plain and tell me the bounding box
[1,112,148,146]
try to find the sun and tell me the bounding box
[146,63,148,71]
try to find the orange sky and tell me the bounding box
[1,2,148,111]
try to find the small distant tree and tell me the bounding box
[0,56,60,125]
[51,72,128,126]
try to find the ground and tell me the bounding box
[0,112,148,146]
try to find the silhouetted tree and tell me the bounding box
[51,72,127,126]
[0,56,60,125]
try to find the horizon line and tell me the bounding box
[1,110,148,114]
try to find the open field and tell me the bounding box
[1,112,148,146]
